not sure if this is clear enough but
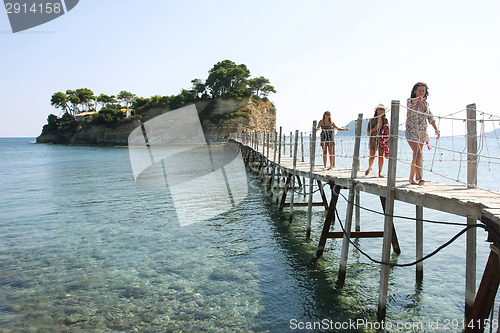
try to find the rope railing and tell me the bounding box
[229,102,500,194]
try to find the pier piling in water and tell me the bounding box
[466,103,478,323]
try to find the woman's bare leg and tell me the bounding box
[416,143,424,181]
[366,149,375,175]
[322,145,327,169]
[328,145,334,169]
[408,140,420,184]
[378,148,384,177]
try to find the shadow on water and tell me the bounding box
[246,170,429,332]
[247,177,369,332]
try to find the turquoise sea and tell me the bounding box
[1,137,499,332]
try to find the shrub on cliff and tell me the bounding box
[92,107,124,126]
[41,114,59,134]
[58,113,77,133]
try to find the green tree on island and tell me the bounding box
[96,94,117,110]
[249,76,276,98]
[65,88,94,114]
[190,79,208,99]
[117,91,136,109]
[205,60,251,98]
[50,92,70,115]
[66,91,80,115]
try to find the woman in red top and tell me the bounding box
[365,104,389,177]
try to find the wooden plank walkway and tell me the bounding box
[229,101,500,331]
[266,146,500,226]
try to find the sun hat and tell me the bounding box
[374,103,388,111]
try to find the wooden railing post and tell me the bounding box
[301,132,305,162]
[289,131,293,157]
[277,127,283,201]
[465,103,477,322]
[332,130,336,167]
[278,127,283,165]
[283,133,286,156]
[338,113,363,284]
[262,131,266,156]
[377,100,400,321]
[271,131,278,195]
[266,131,270,159]
[290,130,299,222]
[467,103,478,189]
[307,121,317,239]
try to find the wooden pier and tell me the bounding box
[228,101,500,332]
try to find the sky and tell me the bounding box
[1,0,499,137]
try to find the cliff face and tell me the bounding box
[36,97,276,145]
[198,97,276,139]
[35,120,142,145]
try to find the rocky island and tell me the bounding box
[36,60,276,145]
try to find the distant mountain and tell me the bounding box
[339,119,369,136]
[335,119,405,137]
[484,127,500,137]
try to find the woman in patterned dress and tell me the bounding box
[317,111,347,170]
[406,82,440,185]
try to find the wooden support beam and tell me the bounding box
[315,184,342,259]
[302,176,306,196]
[416,205,424,282]
[355,190,361,231]
[257,155,266,180]
[289,130,299,222]
[464,247,500,333]
[327,231,385,238]
[275,167,283,204]
[293,202,328,207]
[296,175,302,188]
[279,174,292,210]
[379,196,401,255]
[466,235,477,317]
[317,180,329,210]
[338,113,364,286]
